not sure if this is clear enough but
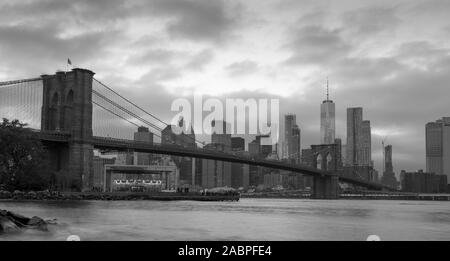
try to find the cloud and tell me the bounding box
[0,24,121,78]
[284,25,352,66]
[127,49,183,66]
[0,0,242,44]
[137,0,242,44]
[341,6,401,37]
[225,60,259,77]
[185,49,215,71]
[140,67,182,83]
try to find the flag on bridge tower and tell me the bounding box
[67,58,73,72]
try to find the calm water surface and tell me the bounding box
[1,199,449,241]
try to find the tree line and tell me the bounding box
[0,118,55,191]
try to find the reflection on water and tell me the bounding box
[1,199,449,241]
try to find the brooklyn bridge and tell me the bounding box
[0,68,393,199]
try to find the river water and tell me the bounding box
[1,199,449,241]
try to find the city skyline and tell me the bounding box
[2,0,450,245]
[0,0,450,175]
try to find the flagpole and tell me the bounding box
[67,58,72,72]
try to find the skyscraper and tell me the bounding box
[385,145,394,173]
[426,117,450,184]
[360,120,372,166]
[202,120,232,187]
[202,143,231,188]
[284,114,295,159]
[211,120,232,151]
[133,126,153,165]
[381,145,398,188]
[284,114,301,163]
[161,118,197,186]
[346,107,363,166]
[257,134,273,159]
[320,79,335,144]
[230,138,250,189]
[231,137,245,151]
[291,124,301,163]
[346,107,372,167]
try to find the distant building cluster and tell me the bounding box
[90,81,449,193]
[400,170,447,193]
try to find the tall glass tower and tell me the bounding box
[284,114,301,162]
[320,79,335,144]
[346,107,363,166]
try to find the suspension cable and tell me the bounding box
[92,90,163,132]
[93,101,139,128]
[93,78,205,146]
[0,77,42,87]
[93,100,162,139]
[94,78,168,126]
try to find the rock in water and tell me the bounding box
[27,216,48,231]
[45,218,58,225]
[5,211,30,226]
[0,216,20,233]
[0,209,52,233]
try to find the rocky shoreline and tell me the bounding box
[0,190,67,200]
[0,209,55,234]
[0,190,240,201]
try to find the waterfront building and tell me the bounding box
[201,143,232,188]
[133,126,153,166]
[230,137,249,189]
[264,172,284,189]
[92,156,116,191]
[341,165,378,182]
[400,169,448,193]
[426,117,450,184]
[231,151,250,189]
[115,152,133,165]
[161,118,197,187]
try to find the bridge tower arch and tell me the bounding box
[41,69,95,191]
[311,145,341,199]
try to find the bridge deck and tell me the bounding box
[35,131,391,191]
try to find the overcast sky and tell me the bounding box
[0,0,449,176]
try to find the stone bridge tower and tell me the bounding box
[41,68,94,191]
[309,144,342,199]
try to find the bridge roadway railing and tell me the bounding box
[91,136,333,178]
[338,176,389,191]
[32,131,392,190]
[29,129,71,143]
